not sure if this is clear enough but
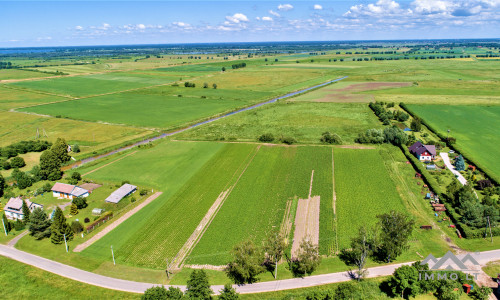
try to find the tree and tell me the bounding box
[2,213,11,234]
[291,237,321,276]
[350,226,373,280]
[469,286,492,300]
[71,221,83,234]
[263,230,286,278]
[225,240,265,284]
[0,173,5,197]
[72,197,88,209]
[258,133,274,142]
[21,199,31,223]
[335,282,362,299]
[68,172,81,185]
[383,126,408,146]
[72,144,80,153]
[375,211,415,262]
[70,203,78,215]
[389,265,420,299]
[10,156,26,168]
[222,67,226,72]
[165,287,184,299]
[12,169,32,190]
[185,269,213,299]
[51,138,71,164]
[435,280,462,300]
[219,284,239,300]
[50,207,73,244]
[320,132,343,145]
[212,83,217,89]
[142,286,168,300]
[28,207,51,239]
[454,155,465,171]
[39,150,62,180]
[203,82,209,88]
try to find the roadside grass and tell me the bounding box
[408,104,500,181]
[0,256,137,300]
[187,145,333,265]
[0,111,152,157]
[176,102,381,144]
[483,260,500,278]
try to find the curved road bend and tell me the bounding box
[0,245,499,295]
[70,76,349,168]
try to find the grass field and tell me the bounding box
[79,142,259,269]
[0,86,66,110]
[408,104,500,181]
[0,69,52,80]
[177,102,381,144]
[0,256,136,300]
[0,111,152,158]
[187,145,334,265]
[334,148,407,249]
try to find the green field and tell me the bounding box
[187,145,334,265]
[0,86,66,110]
[334,148,407,249]
[0,69,52,80]
[408,104,500,181]
[177,102,381,144]
[0,256,135,300]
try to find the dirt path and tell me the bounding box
[292,170,320,258]
[332,148,339,254]
[73,192,162,252]
[170,146,262,269]
[7,230,29,247]
[82,151,137,177]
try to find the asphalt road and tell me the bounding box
[1,244,499,295]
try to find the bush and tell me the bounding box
[14,219,25,231]
[320,132,343,145]
[84,217,90,223]
[184,82,195,88]
[280,137,296,145]
[72,144,80,153]
[121,180,130,186]
[10,157,26,168]
[71,221,83,233]
[258,133,274,142]
[2,160,11,170]
[140,189,148,196]
[72,197,88,209]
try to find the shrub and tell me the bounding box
[71,221,83,233]
[258,133,274,142]
[84,217,90,223]
[281,137,296,145]
[10,157,26,168]
[320,132,343,145]
[72,144,80,153]
[2,160,11,170]
[14,219,25,231]
[121,180,130,186]
[140,189,148,196]
[72,197,88,209]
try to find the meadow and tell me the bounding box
[0,69,51,80]
[177,101,381,144]
[334,148,407,249]
[408,104,500,181]
[0,85,66,110]
[187,145,334,265]
[0,256,136,300]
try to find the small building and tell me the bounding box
[409,142,437,161]
[425,193,432,199]
[3,197,43,220]
[105,183,137,204]
[92,208,104,215]
[51,183,89,200]
[426,164,437,170]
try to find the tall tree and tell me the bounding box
[219,284,239,300]
[70,203,78,215]
[21,199,31,223]
[50,207,73,244]
[2,213,11,234]
[454,155,465,171]
[50,138,71,164]
[185,269,213,299]
[141,286,168,300]
[389,265,420,299]
[350,226,373,280]
[225,240,265,284]
[376,211,415,262]
[263,230,286,279]
[39,150,62,180]
[410,117,422,132]
[28,207,51,239]
[292,237,321,276]
[0,173,4,197]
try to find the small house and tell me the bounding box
[105,183,137,204]
[92,208,104,215]
[51,183,89,200]
[409,142,437,161]
[3,197,43,220]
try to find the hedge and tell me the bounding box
[399,102,500,186]
[85,211,113,233]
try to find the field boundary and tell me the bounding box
[81,151,138,177]
[332,148,339,254]
[171,145,262,269]
[73,192,163,252]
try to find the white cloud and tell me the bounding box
[278,4,293,11]
[225,13,249,23]
[411,0,456,14]
[101,23,111,30]
[137,24,146,30]
[269,10,281,17]
[314,4,323,10]
[75,25,83,31]
[262,16,273,21]
[344,0,405,17]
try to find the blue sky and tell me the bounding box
[1,0,500,47]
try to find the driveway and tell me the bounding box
[1,243,499,295]
[440,152,467,185]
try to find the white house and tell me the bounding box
[4,197,43,220]
[409,142,437,162]
[51,182,89,200]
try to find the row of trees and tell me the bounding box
[355,126,408,146]
[0,140,51,159]
[369,102,409,125]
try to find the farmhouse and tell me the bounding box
[409,141,436,161]
[51,182,89,200]
[105,183,137,204]
[3,197,43,220]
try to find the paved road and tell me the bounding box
[440,152,467,185]
[1,243,499,295]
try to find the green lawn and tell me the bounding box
[408,104,500,182]
[0,256,137,299]
[187,145,334,265]
[334,148,407,249]
[177,102,381,144]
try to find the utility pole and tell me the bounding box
[111,245,116,265]
[275,255,278,279]
[2,218,8,236]
[165,258,170,279]
[63,233,68,253]
[487,216,493,243]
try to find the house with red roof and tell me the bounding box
[51,183,89,200]
[409,141,437,162]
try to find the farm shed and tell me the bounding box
[4,197,43,220]
[105,183,137,204]
[409,142,436,161]
[51,183,89,200]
